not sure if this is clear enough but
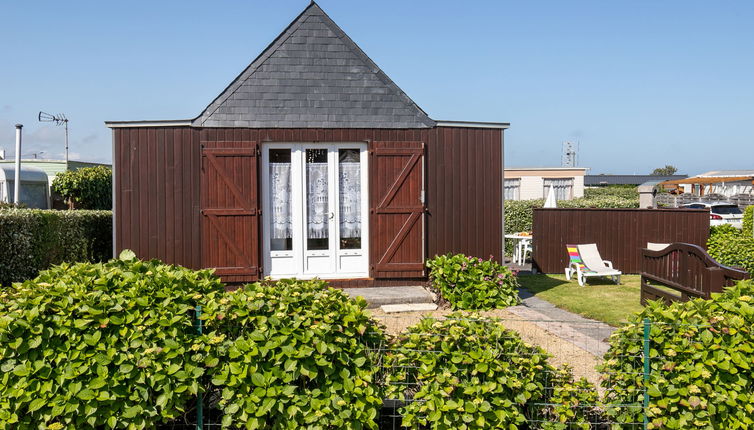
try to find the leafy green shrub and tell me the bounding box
[384,314,599,429]
[426,254,520,310]
[200,279,386,429]
[601,280,754,428]
[0,251,224,428]
[0,208,112,286]
[743,206,753,236]
[540,369,604,430]
[707,223,754,275]
[51,165,112,209]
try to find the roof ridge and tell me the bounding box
[309,4,434,126]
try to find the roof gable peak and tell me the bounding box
[192,3,435,129]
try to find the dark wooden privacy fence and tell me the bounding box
[641,243,750,305]
[531,208,710,274]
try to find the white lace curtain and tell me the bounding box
[307,163,329,239]
[271,157,362,241]
[269,163,292,239]
[339,162,361,238]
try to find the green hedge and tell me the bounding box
[0,209,112,286]
[426,254,520,310]
[200,279,386,429]
[707,223,754,275]
[583,185,639,200]
[0,251,224,428]
[601,280,754,428]
[385,314,600,429]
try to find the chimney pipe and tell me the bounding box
[14,124,22,205]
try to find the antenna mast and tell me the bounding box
[38,111,69,168]
[561,141,578,167]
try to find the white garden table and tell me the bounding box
[505,233,533,266]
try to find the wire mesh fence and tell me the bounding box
[160,310,657,429]
[147,311,740,430]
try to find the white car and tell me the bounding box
[681,202,744,228]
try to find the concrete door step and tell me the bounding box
[344,286,435,309]
[380,303,438,313]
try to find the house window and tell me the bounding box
[543,178,573,200]
[504,179,520,200]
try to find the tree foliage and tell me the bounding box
[650,165,678,176]
[51,166,112,210]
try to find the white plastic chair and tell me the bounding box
[518,240,532,265]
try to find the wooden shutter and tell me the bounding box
[201,142,260,283]
[369,141,426,278]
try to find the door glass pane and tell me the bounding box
[339,149,361,249]
[306,148,329,250]
[269,149,292,251]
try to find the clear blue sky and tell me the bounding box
[2,1,752,174]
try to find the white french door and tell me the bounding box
[261,143,369,279]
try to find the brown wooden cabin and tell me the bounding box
[106,3,507,287]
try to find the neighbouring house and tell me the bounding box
[504,167,587,201]
[660,170,754,197]
[0,165,50,208]
[585,174,688,188]
[105,3,507,285]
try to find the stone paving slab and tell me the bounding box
[380,303,438,313]
[344,286,434,309]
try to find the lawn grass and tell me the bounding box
[516,274,644,327]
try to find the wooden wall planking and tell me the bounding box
[113,126,503,278]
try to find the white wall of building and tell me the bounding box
[504,168,587,201]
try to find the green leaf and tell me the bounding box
[27,398,46,413]
[251,373,266,387]
[78,389,97,400]
[122,405,142,419]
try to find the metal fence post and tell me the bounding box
[643,318,650,430]
[196,306,203,430]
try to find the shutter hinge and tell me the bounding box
[256,147,261,156]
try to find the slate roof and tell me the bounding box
[192,2,435,129]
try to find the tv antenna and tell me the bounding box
[561,141,578,167]
[38,111,69,168]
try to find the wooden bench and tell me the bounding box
[640,242,750,305]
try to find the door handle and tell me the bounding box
[329,212,334,220]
